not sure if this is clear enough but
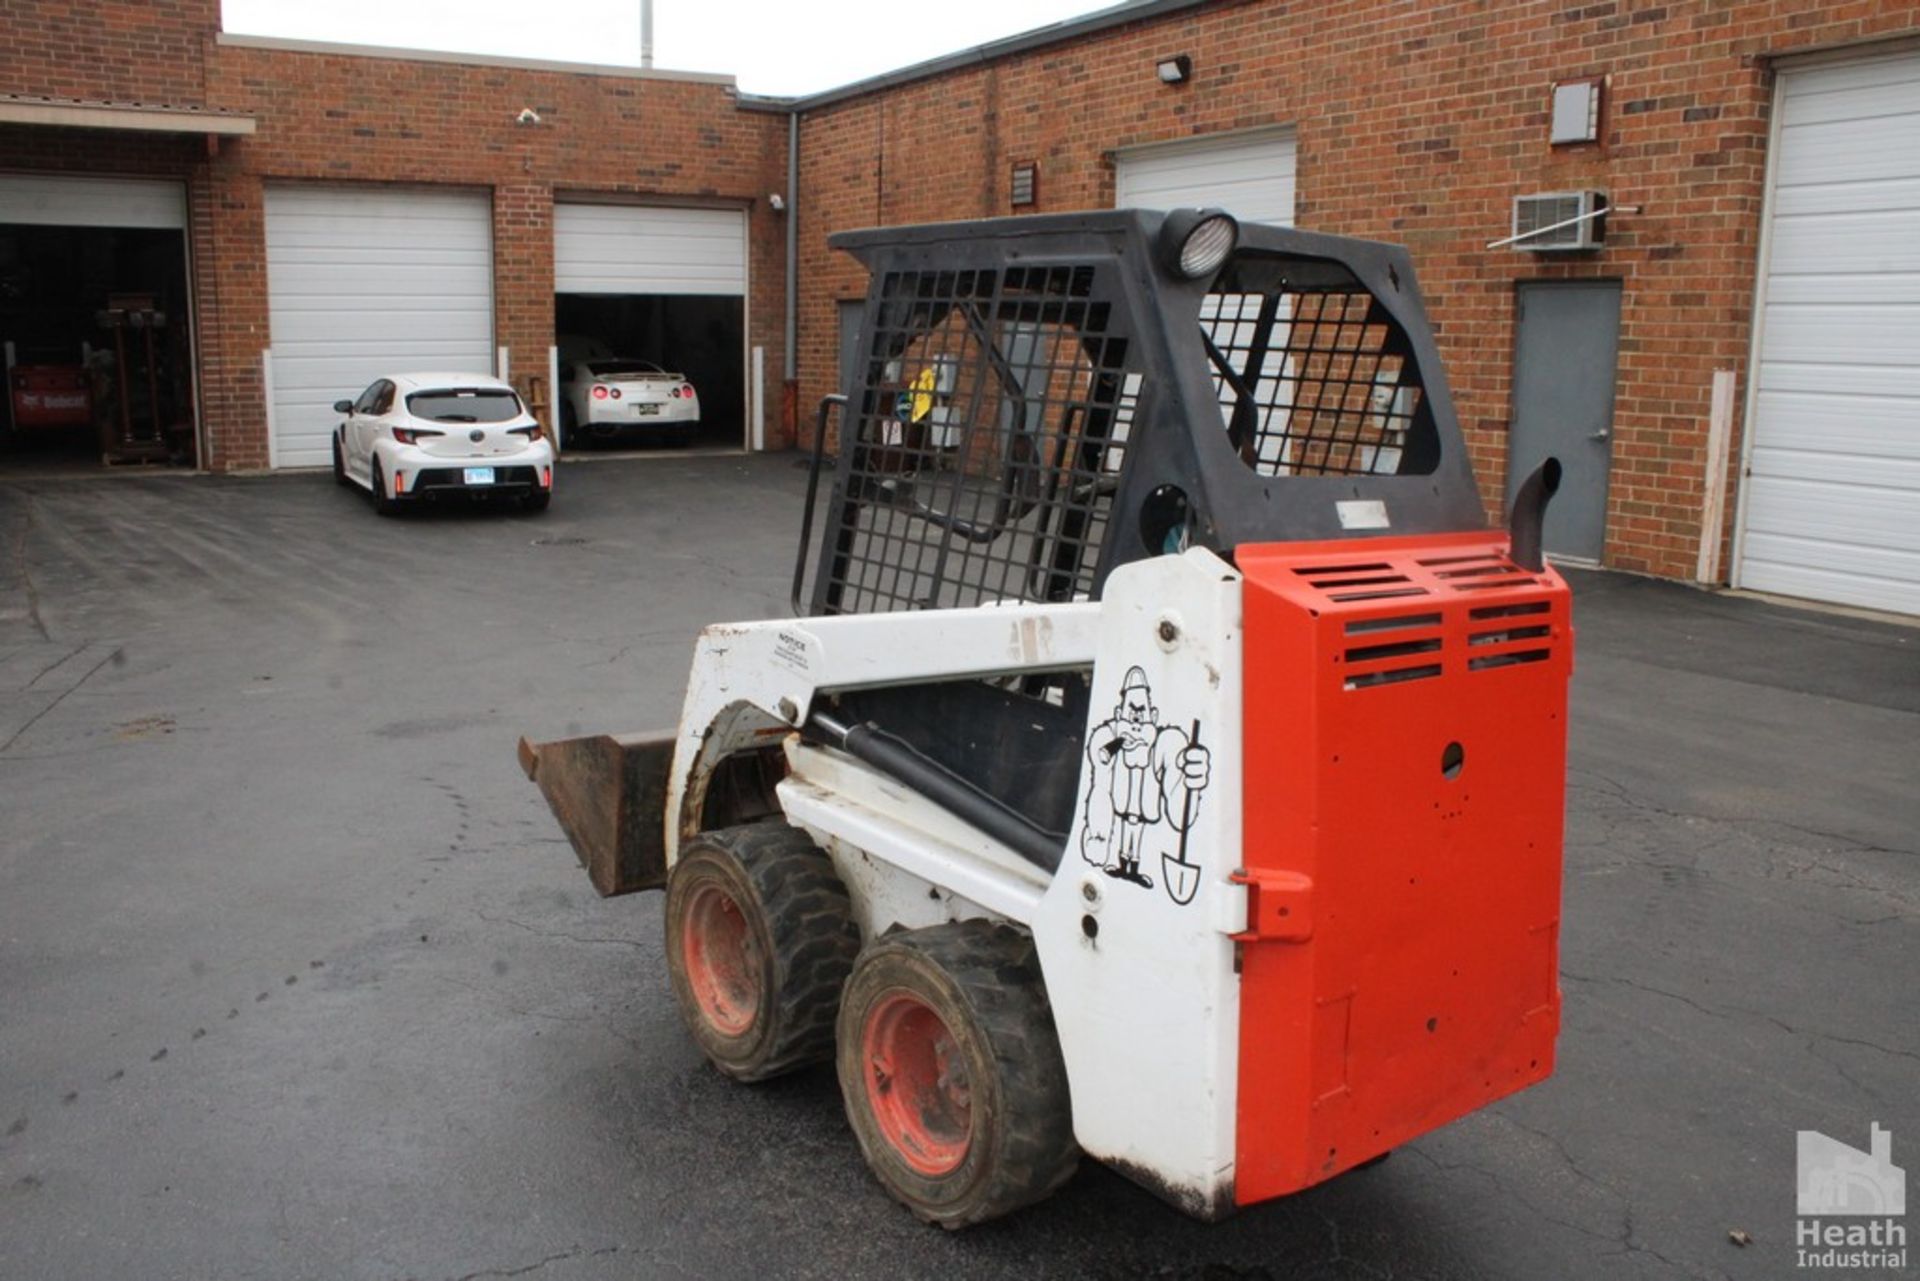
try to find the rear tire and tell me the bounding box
[558,402,578,451]
[665,821,860,1082]
[370,458,401,517]
[519,488,551,513]
[836,920,1079,1229]
[332,433,349,486]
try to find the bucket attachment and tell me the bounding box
[517,731,676,896]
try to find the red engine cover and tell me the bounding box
[11,365,91,429]
[1233,532,1572,1205]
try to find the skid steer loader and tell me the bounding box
[519,208,1571,1228]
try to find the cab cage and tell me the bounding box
[802,210,1486,620]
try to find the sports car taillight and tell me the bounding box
[681,384,694,397]
[392,427,445,445]
[591,385,609,400]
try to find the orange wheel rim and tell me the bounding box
[682,884,759,1036]
[862,991,971,1176]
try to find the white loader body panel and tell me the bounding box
[1034,550,1245,1217]
[662,550,1248,1214]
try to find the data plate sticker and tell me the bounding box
[1336,499,1390,530]
[464,467,496,486]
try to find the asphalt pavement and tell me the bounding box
[1,456,1914,1280]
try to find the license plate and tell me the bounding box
[464,467,496,486]
[633,403,660,416]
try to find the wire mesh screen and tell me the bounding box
[819,265,1137,615]
[1200,270,1434,478]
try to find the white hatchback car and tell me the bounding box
[558,356,700,448]
[331,373,554,515]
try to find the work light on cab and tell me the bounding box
[1159,207,1239,279]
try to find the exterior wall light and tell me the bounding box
[1156,55,1192,85]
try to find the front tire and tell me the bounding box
[664,821,859,1082]
[332,433,349,486]
[836,921,1079,1229]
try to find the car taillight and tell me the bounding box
[591,385,609,400]
[609,387,622,400]
[392,427,445,445]
[509,424,545,442]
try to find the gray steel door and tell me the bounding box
[1507,281,1621,562]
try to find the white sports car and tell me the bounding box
[331,372,554,515]
[558,356,700,448]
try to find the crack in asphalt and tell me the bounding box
[476,910,649,951]
[1571,766,1917,862]
[1561,971,1736,1024]
[1403,1142,1703,1278]
[1562,969,1917,1101]
[0,644,121,755]
[441,1244,621,1281]
[23,641,86,689]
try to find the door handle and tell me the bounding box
[1589,428,1611,441]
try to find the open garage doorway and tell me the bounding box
[0,175,197,472]
[552,201,748,454]
[555,293,743,450]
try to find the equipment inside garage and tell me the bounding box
[0,176,197,469]
[553,202,747,450]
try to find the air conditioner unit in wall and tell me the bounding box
[1510,190,1608,252]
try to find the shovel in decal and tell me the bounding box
[1161,719,1204,906]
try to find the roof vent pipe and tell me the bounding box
[640,0,654,68]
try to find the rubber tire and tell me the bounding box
[666,427,696,448]
[519,488,551,513]
[836,920,1079,1229]
[370,458,402,517]
[332,432,350,486]
[664,821,860,1082]
[558,401,578,451]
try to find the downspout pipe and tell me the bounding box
[784,107,799,446]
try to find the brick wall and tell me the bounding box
[7,0,1918,581]
[0,0,217,104]
[3,9,791,473]
[793,0,1920,580]
[198,42,789,467]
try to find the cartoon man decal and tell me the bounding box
[1079,666,1211,902]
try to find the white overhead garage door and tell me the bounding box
[264,185,494,469]
[553,203,746,295]
[1737,51,1920,615]
[0,173,187,229]
[1114,128,1296,226]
